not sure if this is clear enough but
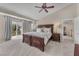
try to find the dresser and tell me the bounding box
[52,33,60,42]
[74,44,79,56]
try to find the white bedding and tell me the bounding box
[24,32,52,45]
[0,39,47,56]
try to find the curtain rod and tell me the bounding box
[0,12,32,21]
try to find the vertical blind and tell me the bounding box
[4,16,12,41]
[4,15,32,41]
[23,20,32,33]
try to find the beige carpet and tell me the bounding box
[45,39,74,56]
[12,35,74,56]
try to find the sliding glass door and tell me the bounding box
[12,21,23,36]
[12,23,16,36]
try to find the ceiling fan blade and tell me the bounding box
[43,3,46,7]
[35,6,42,8]
[39,9,43,13]
[44,8,48,13]
[46,6,54,8]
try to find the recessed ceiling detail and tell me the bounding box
[0,3,70,20]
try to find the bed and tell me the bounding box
[23,24,53,51]
[0,39,48,56]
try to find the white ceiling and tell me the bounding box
[0,3,70,20]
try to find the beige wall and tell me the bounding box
[74,4,79,44]
[0,15,5,43]
[76,4,79,17]
[37,4,77,33]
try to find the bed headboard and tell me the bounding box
[38,24,53,35]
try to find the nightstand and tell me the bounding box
[52,33,60,42]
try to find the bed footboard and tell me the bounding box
[31,36,45,51]
[23,34,45,51]
[23,34,31,45]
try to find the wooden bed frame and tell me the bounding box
[23,24,53,51]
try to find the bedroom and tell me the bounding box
[0,3,78,56]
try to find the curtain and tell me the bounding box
[23,20,32,33]
[4,16,12,41]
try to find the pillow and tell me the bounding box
[43,28,51,33]
[37,28,42,32]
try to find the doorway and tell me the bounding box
[63,20,74,40]
[11,21,23,40]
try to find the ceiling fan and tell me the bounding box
[35,3,54,13]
